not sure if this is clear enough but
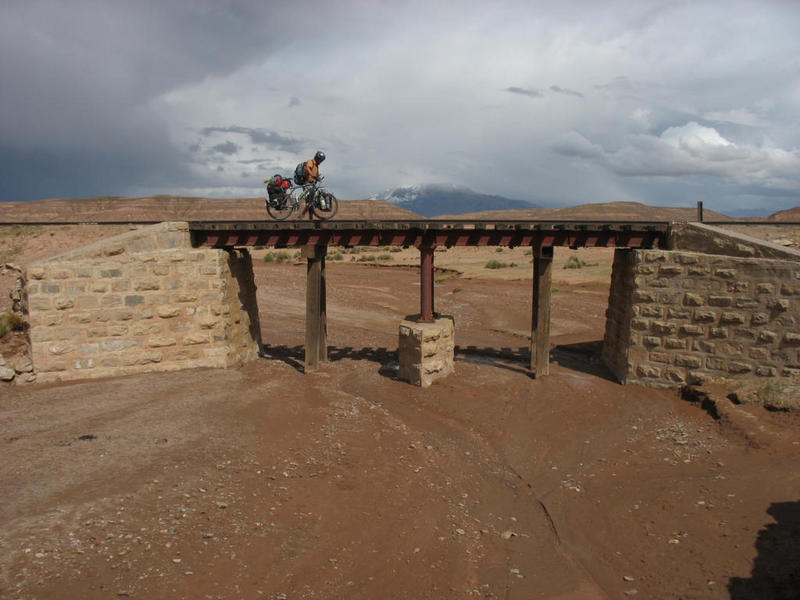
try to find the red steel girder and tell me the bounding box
[188,221,668,250]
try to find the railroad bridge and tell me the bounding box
[20,219,800,387]
[189,219,668,379]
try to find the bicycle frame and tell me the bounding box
[265,179,339,221]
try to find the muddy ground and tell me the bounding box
[2,237,800,599]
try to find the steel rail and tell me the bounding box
[1,219,800,226]
[0,221,164,226]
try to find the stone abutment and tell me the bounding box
[23,222,261,383]
[603,223,800,387]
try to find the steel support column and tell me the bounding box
[303,245,327,370]
[531,246,553,377]
[419,245,435,322]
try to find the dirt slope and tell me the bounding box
[2,251,800,599]
[0,196,421,222]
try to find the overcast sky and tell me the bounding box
[1,0,799,215]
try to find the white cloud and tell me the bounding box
[660,122,733,151]
[560,121,800,188]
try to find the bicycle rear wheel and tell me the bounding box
[265,196,294,221]
[310,191,339,221]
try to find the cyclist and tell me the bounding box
[304,151,325,184]
[299,151,326,216]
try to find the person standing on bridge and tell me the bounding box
[298,150,326,216]
[303,151,325,185]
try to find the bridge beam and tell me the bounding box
[531,246,553,377]
[419,244,436,322]
[303,245,327,370]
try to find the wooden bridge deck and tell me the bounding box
[188,219,670,249]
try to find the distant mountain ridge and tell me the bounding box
[371,184,537,217]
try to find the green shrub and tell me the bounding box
[484,260,508,269]
[524,248,533,256]
[377,254,393,261]
[390,247,403,253]
[0,309,23,339]
[563,255,586,269]
[329,251,344,261]
[495,247,504,253]
[358,255,377,262]
[264,250,292,263]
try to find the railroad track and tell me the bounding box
[2,219,799,227]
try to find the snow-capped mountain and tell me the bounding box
[370,183,538,217]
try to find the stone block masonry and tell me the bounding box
[24,222,261,383]
[398,315,455,387]
[604,246,800,387]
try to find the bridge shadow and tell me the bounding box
[259,344,398,378]
[259,340,616,381]
[728,501,800,599]
[455,341,616,381]
[454,345,533,378]
[550,340,617,382]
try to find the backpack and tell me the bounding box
[293,161,306,185]
[267,174,290,200]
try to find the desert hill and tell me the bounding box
[435,201,735,221]
[0,196,421,222]
[1,197,744,223]
[767,206,800,222]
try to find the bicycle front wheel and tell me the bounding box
[310,192,339,221]
[265,196,294,221]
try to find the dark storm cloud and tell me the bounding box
[200,126,303,152]
[0,0,300,201]
[506,86,543,98]
[238,158,274,164]
[550,85,584,98]
[212,141,239,155]
[0,141,191,202]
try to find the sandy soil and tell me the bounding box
[2,239,800,599]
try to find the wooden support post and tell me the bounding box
[419,245,435,323]
[531,246,553,377]
[303,245,327,371]
[697,201,704,223]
